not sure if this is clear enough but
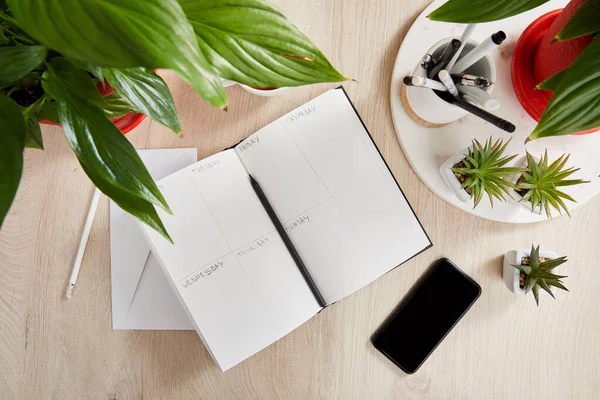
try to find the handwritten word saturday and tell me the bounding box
[285,105,316,125]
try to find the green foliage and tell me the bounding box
[0,2,345,240]
[428,0,549,23]
[531,36,600,139]
[22,98,44,149]
[6,0,228,109]
[556,0,600,41]
[45,58,173,241]
[512,245,568,305]
[0,45,46,87]
[451,137,524,208]
[103,68,181,134]
[180,0,346,88]
[516,151,588,218]
[0,94,26,227]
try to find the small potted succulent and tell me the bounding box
[503,245,569,305]
[440,137,524,207]
[513,151,588,217]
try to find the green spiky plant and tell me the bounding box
[512,245,569,305]
[451,137,525,208]
[516,151,589,218]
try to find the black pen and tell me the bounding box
[437,91,515,133]
[249,175,327,308]
[428,39,461,79]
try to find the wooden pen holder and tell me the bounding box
[401,38,497,127]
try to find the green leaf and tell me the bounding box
[537,279,555,298]
[536,69,567,92]
[428,0,550,23]
[531,36,600,139]
[556,0,600,41]
[0,45,46,87]
[40,94,134,121]
[532,285,540,305]
[23,99,44,150]
[39,100,59,123]
[7,0,227,109]
[44,58,173,241]
[0,94,26,227]
[101,93,138,120]
[89,171,172,244]
[41,58,104,106]
[69,59,105,84]
[103,68,181,134]
[180,0,347,88]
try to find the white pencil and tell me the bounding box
[451,31,506,74]
[403,75,447,91]
[445,24,477,72]
[438,70,459,96]
[66,188,101,298]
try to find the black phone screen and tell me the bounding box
[372,258,481,374]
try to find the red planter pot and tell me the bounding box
[511,1,597,135]
[40,77,147,134]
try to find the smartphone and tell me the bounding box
[372,258,481,374]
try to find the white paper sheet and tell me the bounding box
[110,148,197,330]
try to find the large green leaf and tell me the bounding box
[7,0,227,109]
[0,94,26,227]
[44,58,172,241]
[180,0,346,88]
[557,0,600,41]
[536,69,568,92]
[103,68,181,134]
[531,36,600,139]
[429,0,549,23]
[0,45,46,87]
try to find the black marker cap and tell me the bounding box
[492,31,507,45]
[500,121,516,133]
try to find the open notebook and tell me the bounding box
[141,88,431,371]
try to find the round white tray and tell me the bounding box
[390,0,600,223]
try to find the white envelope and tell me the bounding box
[110,148,197,330]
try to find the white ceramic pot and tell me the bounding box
[503,249,559,295]
[239,84,288,97]
[439,146,473,204]
[405,37,497,125]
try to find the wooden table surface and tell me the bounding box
[2,1,599,399]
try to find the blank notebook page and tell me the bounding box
[235,88,431,303]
